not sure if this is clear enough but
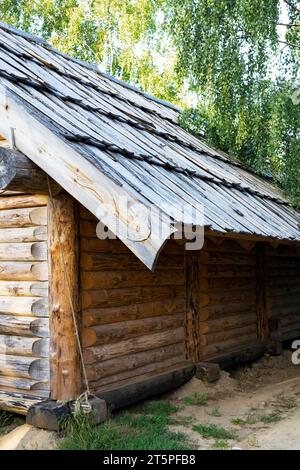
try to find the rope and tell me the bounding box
[47,176,92,413]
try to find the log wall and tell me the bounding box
[265,244,300,341]
[0,194,50,412]
[198,238,259,359]
[79,208,187,394]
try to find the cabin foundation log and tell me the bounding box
[26,399,70,431]
[96,365,195,410]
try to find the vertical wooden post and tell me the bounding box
[256,243,269,342]
[48,192,81,400]
[186,251,201,362]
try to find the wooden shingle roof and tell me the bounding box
[0,21,299,269]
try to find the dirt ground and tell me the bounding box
[1,349,300,450]
[168,349,300,450]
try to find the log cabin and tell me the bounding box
[0,22,299,428]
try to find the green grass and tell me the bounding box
[206,407,222,417]
[0,411,23,436]
[260,413,282,424]
[193,423,237,440]
[59,400,191,451]
[183,392,209,407]
[231,416,257,426]
[275,395,297,410]
[213,439,230,450]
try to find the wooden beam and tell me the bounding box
[0,148,60,194]
[256,243,269,341]
[205,228,300,248]
[0,90,174,270]
[48,192,81,400]
[186,251,201,362]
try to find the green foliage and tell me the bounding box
[193,423,237,440]
[0,1,299,201]
[213,439,230,450]
[183,392,209,407]
[231,416,257,426]
[59,404,190,450]
[0,411,23,435]
[260,413,282,424]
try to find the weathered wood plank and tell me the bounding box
[0,389,44,414]
[0,281,48,297]
[84,327,185,364]
[86,343,185,381]
[82,298,186,326]
[82,285,185,309]
[0,226,47,243]
[0,297,48,316]
[186,251,201,362]
[0,261,48,281]
[82,313,184,347]
[0,335,49,356]
[199,313,256,334]
[0,194,48,210]
[81,270,185,289]
[81,252,183,271]
[0,207,47,228]
[0,315,49,337]
[0,242,47,261]
[0,354,49,380]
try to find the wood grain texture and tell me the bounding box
[48,192,81,400]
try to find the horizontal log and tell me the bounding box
[200,302,256,320]
[82,286,185,309]
[0,297,48,316]
[0,281,48,297]
[267,267,300,277]
[0,315,49,337]
[267,257,300,268]
[199,251,255,266]
[82,298,186,326]
[0,207,47,228]
[0,261,48,281]
[266,277,300,288]
[203,238,251,253]
[0,335,49,357]
[80,234,184,255]
[199,313,256,334]
[96,365,194,409]
[0,389,44,414]
[0,242,47,261]
[0,375,49,392]
[267,284,300,297]
[0,354,49,380]
[200,324,257,346]
[86,343,186,381]
[0,148,60,194]
[201,333,258,358]
[199,265,256,278]
[0,226,47,243]
[81,270,185,290]
[265,246,300,258]
[84,327,185,364]
[80,236,129,252]
[0,194,48,210]
[82,313,184,347]
[199,289,255,308]
[270,303,300,317]
[81,253,183,271]
[267,295,300,310]
[91,355,185,390]
[201,277,256,292]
